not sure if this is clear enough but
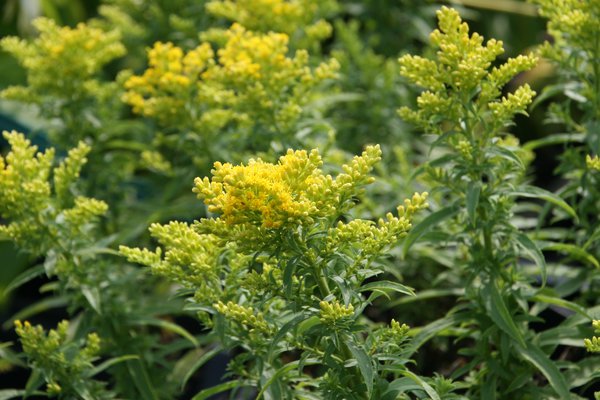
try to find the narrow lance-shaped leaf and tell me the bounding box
[402,204,460,257]
[482,281,526,347]
[346,341,374,397]
[515,232,547,285]
[518,342,571,399]
[540,242,600,269]
[509,185,578,222]
[466,181,481,226]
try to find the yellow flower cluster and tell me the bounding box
[0,131,54,219]
[327,192,429,255]
[585,320,600,352]
[122,24,339,136]
[214,300,272,334]
[587,155,600,171]
[121,221,222,296]
[389,319,410,336]
[15,320,101,397]
[1,18,125,103]
[208,23,293,81]
[122,42,214,123]
[193,145,381,229]
[398,7,537,132]
[488,85,537,121]
[205,0,337,47]
[533,0,600,59]
[0,131,107,255]
[319,300,354,325]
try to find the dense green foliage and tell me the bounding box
[1,1,600,399]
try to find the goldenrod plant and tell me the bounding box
[528,0,600,287]
[13,320,112,399]
[0,17,151,219]
[0,131,106,257]
[2,2,600,399]
[0,18,125,146]
[398,7,584,398]
[204,0,338,49]
[0,132,198,399]
[122,146,434,399]
[122,23,339,162]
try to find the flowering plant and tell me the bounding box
[1,2,600,399]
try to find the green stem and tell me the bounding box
[593,27,600,124]
[315,265,331,298]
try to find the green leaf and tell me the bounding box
[481,375,497,400]
[483,282,526,347]
[256,359,319,399]
[179,346,223,390]
[523,133,585,151]
[130,317,198,347]
[402,205,460,257]
[385,378,420,396]
[3,297,68,329]
[0,389,45,400]
[540,242,600,269]
[487,146,524,170]
[531,293,590,319]
[0,390,25,400]
[399,370,441,400]
[565,88,587,103]
[87,355,139,378]
[465,182,480,226]
[584,224,600,249]
[509,185,578,222]
[282,256,299,298]
[127,360,159,400]
[346,341,374,397]
[564,356,600,389]
[296,316,321,336]
[81,285,102,314]
[73,384,96,400]
[518,342,571,399]
[3,264,45,296]
[360,280,415,300]
[191,380,242,400]
[386,288,464,308]
[403,313,465,357]
[24,369,43,396]
[451,0,537,16]
[514,232,547,285]
[0,342,26,368]
[531,83,575,109]
[268,313,308,361]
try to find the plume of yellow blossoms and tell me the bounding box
[214,301,272,335]
[14,320,103,398]
[533,0,600,61]
[531,0,600,125]
[1,18,125,106]
[122,41,215,123]
[0,131,107,255]
[193,145,382,230]
[587,155,600,171]
[205,0,337,47]
[122,23,339,138]
[398,7,537,134]
[319,300,354,325]
[585,320,600,352]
